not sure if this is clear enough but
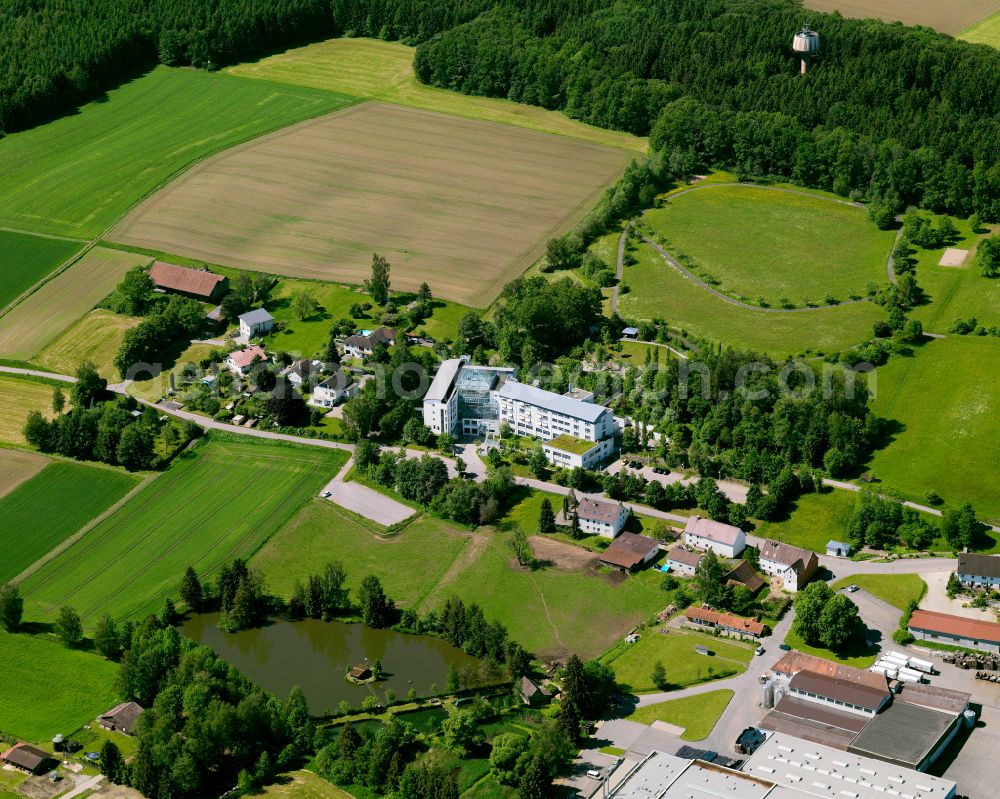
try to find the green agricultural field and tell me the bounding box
[625,690,734,741]
[754,490,859,554]
[0,630,120,741]
[253,500,472,607]
[21,438,348,626]
[0,231,82,311]
[0,461,141,583]
[603,629,753,693]
[832,574,927,610]
[867,337,1000,523]
[0,246,148,361]
[639,185,895,308]
[0,376,59,444]
[35,309,141,379]
[618,242,883,356]
[0,68,356,238]
[226,37,644,152]
[961,10,1000,46]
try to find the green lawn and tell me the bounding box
[0,630,120,741]
[603,629,753,693]
[257,770,356,799]
[624,690,734,741]
[831,574,927,610]
[0,231,81,310]
[618,241,883,357]
[253,500,472,607]
[0,67,357,238]
[640,185,895,308]
[755,490,858,554]
[0,461,141,583]
[867,337,1000,524]
[21,437,348,626]
[782,628,878,668]
[225,37,644,152]
[961,10,1000,46]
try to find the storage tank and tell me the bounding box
[792,26,821,74]
[763,681,775,709]
[964,709,977,728]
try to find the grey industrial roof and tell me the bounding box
[848,702,958,770]
[772,695,869,734]
[424,357,464,403]
[758,708,860,751]
[496,380,608,422]
[894,682,970,715]
[238,308,273,326]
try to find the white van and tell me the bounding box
[587,769,602,780]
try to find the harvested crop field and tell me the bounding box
[111,102,632,306]
[802,0,1000,35]
[0,449,48,499]
[0,247,147,360]
[0,376,59,444]
[35,309,142,379]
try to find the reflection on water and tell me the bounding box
[179,614,483,713]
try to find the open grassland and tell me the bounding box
[618,243,882,356]
[0,630,119,741]
[226,37,644,152]
[625,690,734,741]
[257,771,353,799]
[0,68,356,238]
[254,501,472,607]
[803,0,1000,34]
[867,337,1000,522]
[35,309,141,379]
[755,490,859,554]
[0,376,58,444]
[0,462,140,583]
[0,231,82,310]
[603,629,753,693]
[21,438,348,626]
[0,448,48,499]
[641,186,894,307]
[832,574,927,610]
[0,247,146,360]
[112,102,632,306]
[962,10,1000,45]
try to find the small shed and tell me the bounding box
[520,676,552,707]
[349,663,372,680]
[826,540,851,558]
[621,327,639,340]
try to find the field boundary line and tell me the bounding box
[0,226,88,243]
[0,239,94,321]
[11,471,157,585]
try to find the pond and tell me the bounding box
[179,614,485,714]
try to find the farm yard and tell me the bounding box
[0,460,141,583]
[639,185,894,308]
[0,230,82,310]
[0,67,356,238]
[803,0,1000,35]
[617,241,883,356]
[111,102,633,306]
[0,376,61,444]
[20,437,348,626]
[0,247,145,361]
[225,37,645,152]
[866,337,1000,523]
[0,630,120,742]
[35,309,141,379]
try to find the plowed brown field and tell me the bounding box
[111,102,631,306]
[802,0,1000,35]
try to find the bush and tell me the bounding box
[892,629,914,645]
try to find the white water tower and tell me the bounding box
[793,25,820,74]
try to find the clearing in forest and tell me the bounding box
[0,230,82,311]
[112,102,632,306]
[0,246,146,361]
[802,0,1000,35]
[21,438,348,626]
[225,37,645,152]
[638,185,894,308]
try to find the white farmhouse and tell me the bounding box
[758,539,819,592]
[683,515,745,558]
[572,496,629,538]
[238,308,274,339]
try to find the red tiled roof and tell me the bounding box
[772,651,889,692]
[909,609,1000,644]
[599,532,658,569]
[685,604,765,636]
[228,345,267,369]
[150,261,225,298]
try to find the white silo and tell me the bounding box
[793,26,821,74]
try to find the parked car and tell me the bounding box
[320,490,331,498]
[756,645,765,655]
[846,584,860,593]
[778,643,792,651]
[587,770,602,780]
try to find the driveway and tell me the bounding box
[837,587,901,646]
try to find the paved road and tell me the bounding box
[0,365,76,382]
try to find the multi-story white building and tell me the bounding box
[758,539,819,592]
[572,496,630,538]
[422,359,617,467]
[683,515,746,558]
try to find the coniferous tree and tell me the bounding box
[179,566,204,612]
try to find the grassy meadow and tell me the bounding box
[831,574,927,610]
[0,376,61,444]
[618,242,883,356]
[867,337,1000,523]
[111,102,632,306]
[0,461,141,583]
[21,438,348,626]
[625,690,734,741]
[257,771,354,799]
[226,37,645,152]
[0,231,82,310]
[0,68,356,239]
[0,630,120,741]
[641,186,894,307]
[0,246,147,361]
[35,309,141,379]
[962,10,1000,45]
[754,490,859,554]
